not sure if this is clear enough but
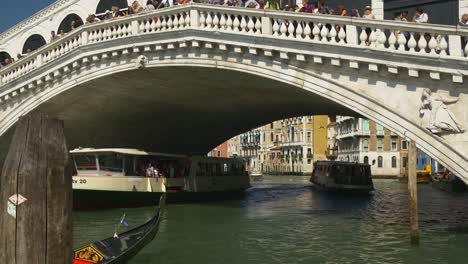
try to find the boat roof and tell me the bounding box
[69,148,188,158]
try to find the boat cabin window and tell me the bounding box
[98,154,123,172]
[74,155,97,170]
[196,161,244,176]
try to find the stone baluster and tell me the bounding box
[408,32,417,52]
[329,25,337,43]
[304,22,311,40]
[418,33,428,53]
[247,17,255,34]
[312,24,321,41]
[280,22,287,38]
[338,26,346,44]
[155,17,162,31]
[359,27,367,46]
[115,25,122,37]
[167,16,174,30]
[376,29,387,49]
[226,15,234,31]
[438,36,448,55]
[173,14,180,29]
[220,14,227,30]
[240,16,247,32]
[199,12,206,28]
[388,31,398,50]
[151,18,157,31]
[320,24,329,42]
[287,21,295,39]
[368,28,377,47]
[212,13,219,29]
[254,17,261,34]
[233,16,240,32]
[272,20,280,36]
[428,35,437,54]
[296,22,304,39]
[206,12,213,28]
[161,17,167,31]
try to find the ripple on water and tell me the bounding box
[74,177,468,264]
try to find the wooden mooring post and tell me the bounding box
[408,140,419,245]
[0,113,72,263]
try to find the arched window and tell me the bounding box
[0,52,12,66]
[377,156,383,168]
[270,132,274,142]
[96,0,128,14]
[58,14,84,34]
[391,156,397,168]
[22,34,47,54]
[364,156,369,164]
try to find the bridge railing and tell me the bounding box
[1,4,468,88]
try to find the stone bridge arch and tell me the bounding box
[0,5,466,182]
[0,47,466,182]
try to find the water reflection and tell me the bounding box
[74,177,468,264]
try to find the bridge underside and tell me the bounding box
[0,67,353,157]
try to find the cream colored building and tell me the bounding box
[225,115,329,176]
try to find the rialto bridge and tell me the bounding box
[0,2,467,182]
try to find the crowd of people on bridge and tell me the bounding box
[1,0,468,69]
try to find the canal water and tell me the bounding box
[74,176,468,264]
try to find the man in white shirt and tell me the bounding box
[413,7,428,23]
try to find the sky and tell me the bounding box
[0,0,55,32]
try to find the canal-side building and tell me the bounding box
[239,128,262,173]
[219,116,329,175]
[227,135,241,158]
[208,142,228,158]
[335,116,402,177]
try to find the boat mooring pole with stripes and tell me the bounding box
[0,113,72,263]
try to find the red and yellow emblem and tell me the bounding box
[74,245,105,264]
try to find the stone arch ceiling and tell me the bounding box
[0,66,352,160]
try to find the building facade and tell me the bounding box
[208,142,228,158]
[335,116,403,177]
[216,115,329,176]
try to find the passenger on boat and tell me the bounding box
[146,163,157,177]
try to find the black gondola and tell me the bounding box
[73,194,165,264]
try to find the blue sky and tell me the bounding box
[0,0,55,32]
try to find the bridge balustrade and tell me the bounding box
[1,4,468,89]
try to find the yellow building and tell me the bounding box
[261,115,329,176]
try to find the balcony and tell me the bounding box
[336,130,354,139]
[376,130,385,136]
[354,130,371,136]
[280,141,304,148]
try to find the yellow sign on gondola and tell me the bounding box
[74,245,105,264]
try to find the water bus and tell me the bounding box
[71,148,250,209]
[310,161,374,194]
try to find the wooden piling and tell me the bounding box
[0,113,72,263]
[408,140,419,245]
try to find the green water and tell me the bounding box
[74,177,468,264]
